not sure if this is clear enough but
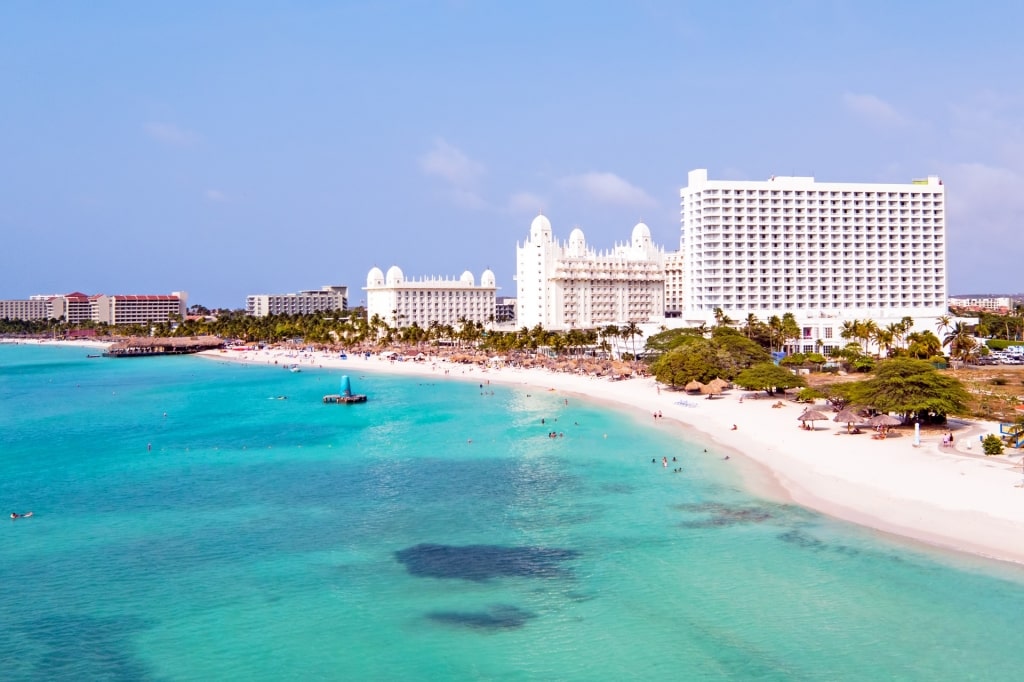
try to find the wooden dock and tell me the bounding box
[103,335,224,357]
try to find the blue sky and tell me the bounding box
[3,1,1022,308]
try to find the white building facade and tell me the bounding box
[1,291,187,325]
[680,169,947,350]
[0,298,53,321]
[246,286,348,317]
[947,296,1013,313]
[364,267,497,329]
[515,215,667,331]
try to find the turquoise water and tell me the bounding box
[2,344,1023,680]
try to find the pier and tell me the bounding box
[103,335,224,357]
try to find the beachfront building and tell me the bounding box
[364,266,497,329]
[515,215,668,331]
[1,291,187,325]
[246,286,349,317]
[663,249,685,318]
[679,169,947,351]
[0,298,53,321]
[495,297,517,325]
[948,296,1013,314]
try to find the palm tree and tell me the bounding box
[935,314,952,339]
[713,307,734,328]
[768,315,783,353]
[906,330,942,359]
[781,313,800,354]
[621,321,643,363]
[943,322,976,364]
[743,313,759,339]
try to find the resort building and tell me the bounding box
[515,215,667,331]
[679,169,947,351]
[0,298,53,321]
[97,293,189,326]
[495,297,517,325]
[948,296,1013,314]
[1,291,187,325]
[364,267,497,329]
[663,249,685,318]
[246,286,349,317]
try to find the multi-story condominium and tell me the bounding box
[680,169,947,351]
[1,291,188,325]
[98,293,188,326]
[53,292,96,324]
[246,286,349,317]
[495,297,517,325]
[0,298,53,321]
[663,249,685,318]
[364,267,497,329]
[515,215,667,331]
[947,296,1013,313]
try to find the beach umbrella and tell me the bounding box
[699,383,723,399]
[833,408,862,434]
[684,380,704,393]
[798,408,828,429]
[708,377,730,391]
[867,413,902,427]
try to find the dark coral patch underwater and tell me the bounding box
[394,543,580,581]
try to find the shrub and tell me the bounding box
[982,434,1004,455]
[795,387,822,402]
[986,339,1024,351]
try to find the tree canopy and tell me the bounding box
[846,357,969,422]
[648,332,772,388]
[733,363,807,396]
[648,337,723,387]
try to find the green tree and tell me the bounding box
[847,358,970,423]
[733,362,807,396]
[648,337,724,387]
[906,330,943,359]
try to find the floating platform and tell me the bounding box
[323,394,367,404]
[323,375,367,403]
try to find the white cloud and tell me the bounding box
[144,121,198,146]
[841,93,907,127]
[418,138,485,187]
[506,191,546,213]
[558,171,657,208]
[205,189,226,202]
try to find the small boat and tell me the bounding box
[286,364,301,373]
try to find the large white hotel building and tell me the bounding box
[0,291,187,325]
[364,266,497,329]
[246,286,348,317]
[679,169,947,350]
[515,215,667,330]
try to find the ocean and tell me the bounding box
[2,344,1023,680]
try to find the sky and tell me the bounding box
[2,1,1023,309]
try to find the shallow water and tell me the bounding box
[2,345,1023,680]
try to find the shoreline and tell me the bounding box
[11,338,1024,567]
[194,345,1024,567]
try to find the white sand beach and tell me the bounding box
[190,345,1024,566]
